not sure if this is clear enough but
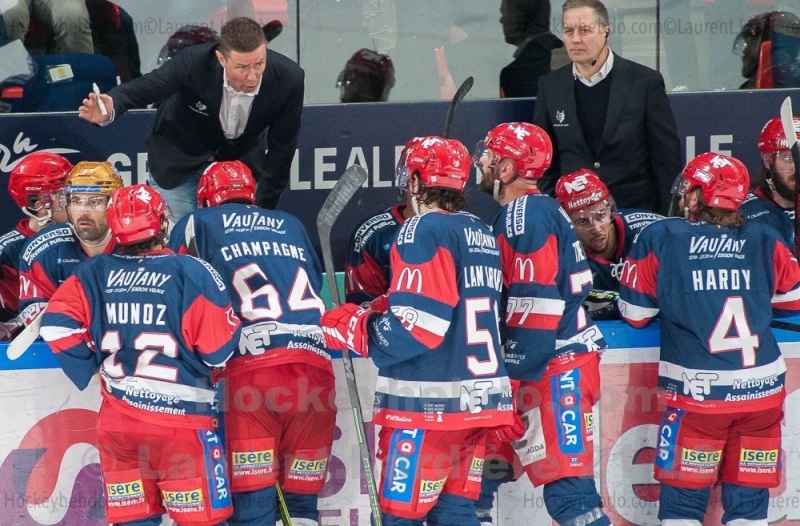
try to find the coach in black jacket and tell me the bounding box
[79,17,303,215]
[533,0,681,215]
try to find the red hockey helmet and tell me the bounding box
[395,136,426,190]
[337,48,396,103]
[757,116,800,155]
[555,169,614,214]
[157,24,220,67]
[474,122,552,180]
[8,152,73,209]
[398,136,470,192]
[197,161,256,207]
[673,152,749,212]
[107,185,168,245]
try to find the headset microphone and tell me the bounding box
[590,31,609,67]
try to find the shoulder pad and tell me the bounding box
[352,211,397,252]
[21,227,73,265]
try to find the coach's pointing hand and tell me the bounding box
[78,92,114,124]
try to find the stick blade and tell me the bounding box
[781,96,797,150]
[6,313,44,360]
[316,165,368,230]
[443,76,474,138]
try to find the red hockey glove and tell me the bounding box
[369,293,389,315]
[494,380,526,442]
[321,303,374,357]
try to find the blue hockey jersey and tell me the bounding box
[738,188,794,246]
[0,220,33,321]
[587,209,662,292]
[345,204,406,305]
[618,218,800,413]
[41,249,241,429]
[494,192,607,381]
[366,210,515,430]
[169,204,330,376]
[18,224,114,325]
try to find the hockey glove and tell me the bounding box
[494,380,526,442]
[321,303,375,357]
[583,289,620,321]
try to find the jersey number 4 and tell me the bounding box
[708,297,759,367]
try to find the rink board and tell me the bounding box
[4,319,800,525]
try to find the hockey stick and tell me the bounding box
[7,311,43,360]
[442,76,474,138]
[771,319,800,332]
[316,164,383,526]
[275,482,292,526]
[780,96,800,260]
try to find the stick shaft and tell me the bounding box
[315,166,383,526]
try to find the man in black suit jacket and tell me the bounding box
[499,0,563,98]
[79,17,303,217]
[533,0,681,215]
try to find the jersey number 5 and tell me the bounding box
[466,297,500,376]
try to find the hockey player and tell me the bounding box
[167,161,333,526]
[474,122,610,526]
[344,137,423,305]
[555,168,662,320]
[738,115,800,246]
[0,152,72,338]
[17,161,123,328]
[618,152,800,526]
[40,184,241,526]
[337,48,395,103]
[321,136,516,526]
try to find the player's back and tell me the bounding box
[55,249,237,427]
[169,204,330,374]
[369,211,514,430]
[624,217,795,412]
[493,193,606,380]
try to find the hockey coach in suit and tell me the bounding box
[79,16,303,217]
[533,0,681,215]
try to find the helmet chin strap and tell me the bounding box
[411,195,420,215]
[493,179,502,203]
[22,207,53,227]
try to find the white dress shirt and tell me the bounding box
[573,50,615,87]
[220,70,262,139]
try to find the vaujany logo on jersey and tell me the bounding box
[463,227,497,250]
[688,235,746,261]
[221,212,285,233]
[106,268,172,290]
